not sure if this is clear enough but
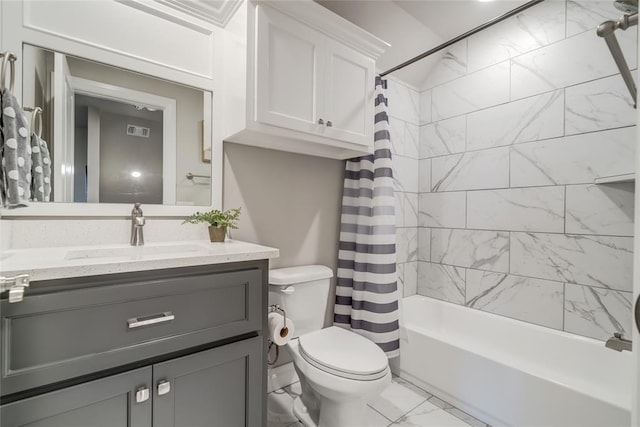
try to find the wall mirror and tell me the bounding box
[21,44,213,208]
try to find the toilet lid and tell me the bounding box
[298,326,389,381]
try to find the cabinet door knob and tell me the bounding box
[326,120,333,127]
[317,118,324,125]
[135,387,150,403]
[157,379,171,396]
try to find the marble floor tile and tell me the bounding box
[391,401,471,427]
[268,376,481,427]
[267,389,298,427]
[428,396,488,427]
[367,377,432,422]
[367,406,394,427]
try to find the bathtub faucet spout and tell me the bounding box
[605,333,632,352]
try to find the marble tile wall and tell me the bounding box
[388,77,420,298]
[415,0,637,341]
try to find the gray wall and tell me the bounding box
[223,143,344,367]
[223,142,343,267]
[223,143,344,320]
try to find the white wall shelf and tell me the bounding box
[594,173,636,184]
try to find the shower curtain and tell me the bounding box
[334,76,399,358]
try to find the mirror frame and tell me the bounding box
[0,1,224,217]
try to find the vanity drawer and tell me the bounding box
[0,267,263,396]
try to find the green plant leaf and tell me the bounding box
[182,207,242,229]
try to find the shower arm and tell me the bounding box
[597,13,638,107]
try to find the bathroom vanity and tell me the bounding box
[0,241,278,427]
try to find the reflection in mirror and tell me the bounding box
[22,44,213,206]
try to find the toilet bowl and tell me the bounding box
[288,327,391,427]
[269,266,391,427]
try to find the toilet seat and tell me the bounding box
[298,326,389,381]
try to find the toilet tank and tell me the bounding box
[268,265,334,337]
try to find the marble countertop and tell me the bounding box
[0,240,279,281]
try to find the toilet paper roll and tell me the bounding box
[268,312,295,345]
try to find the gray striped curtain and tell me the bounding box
[334,76,399,358]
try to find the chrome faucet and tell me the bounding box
[605,332,632,352]
[130,203,145,246]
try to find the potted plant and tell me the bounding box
[183,207,241,242]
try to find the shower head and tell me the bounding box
[614,0,638,14]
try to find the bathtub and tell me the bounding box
[395,295,633,427]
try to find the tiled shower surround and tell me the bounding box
[391,0,637,342]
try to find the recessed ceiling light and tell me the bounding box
[131,171,142,178]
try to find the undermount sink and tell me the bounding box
[64,244,209,261]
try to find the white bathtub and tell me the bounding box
[396,295,632,427]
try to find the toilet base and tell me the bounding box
[292,394,368,427]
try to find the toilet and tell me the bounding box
[269,265,391,427]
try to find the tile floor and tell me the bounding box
[268,376,490,427]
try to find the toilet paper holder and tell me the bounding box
[268,304,287,330]
[267,304,288,366]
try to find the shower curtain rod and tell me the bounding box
[379,0,545,77]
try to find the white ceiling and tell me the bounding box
[317,0,530,88]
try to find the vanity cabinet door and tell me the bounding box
[0,367,152,427]
[153,336,263,427]
[255,4,325,135]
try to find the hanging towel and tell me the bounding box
[30,133,51,202]
[334,76,399,358]
[1,88,32,207]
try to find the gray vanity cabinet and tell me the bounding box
[0,261,268,427]
[1,367,152,427]
[154,336,263,427]
[2,337,262,427]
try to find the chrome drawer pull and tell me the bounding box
[128,312,175,329]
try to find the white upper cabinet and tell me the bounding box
[226,0,388,160]
[323,39,374,146]
[255,4,325,136]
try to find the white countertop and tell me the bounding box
[0,240,279,281]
